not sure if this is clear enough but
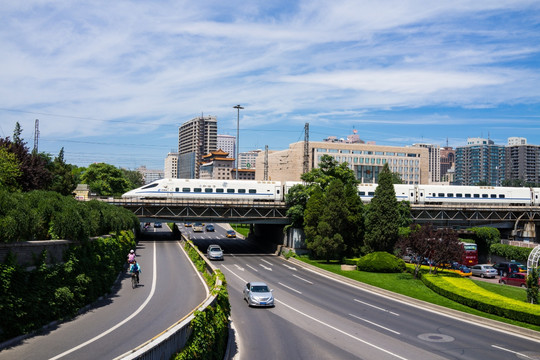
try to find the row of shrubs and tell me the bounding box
[419,268,540,325]
[173,241,230,360]
[0,231,136,341]
[490,243,533,263]
[0,190,139,242]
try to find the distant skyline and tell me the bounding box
[1,1,539,170]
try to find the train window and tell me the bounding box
[491,194,497,198]
[474,194,480,198]
[482,194,488,198]
[175,188,179,192]
[438,193,444,197]
[142,183,159,189]
[227,189,235,193]
[359,191,365,196]
[456,194,462,198]
[447,193,453,197]
[368,192,375,196]
[465,194,471,198]
[194,188,202,193]
[248,189,256,194]
[499,194,505,198]
[216,189,224,193]
[205,188,213,193]
[238,189,246,193]
[182,188,190,192]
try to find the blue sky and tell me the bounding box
[1,1,539,170]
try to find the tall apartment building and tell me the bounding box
[255,141,429,184]
[505,138,540,184]
[440,146,455,182]
[178,116,217,178]
[454,138,505,186]
[412,143,440,183]
[164,152,179,179]
[217,134,236,159]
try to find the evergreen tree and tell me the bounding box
[48,148,78,196]
[80,163,132,197]
[364,163,400,252]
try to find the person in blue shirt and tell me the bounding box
[130,260,141,284]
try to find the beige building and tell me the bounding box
[255,141,429,184]
[164,152,179,179]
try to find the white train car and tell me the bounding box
[416,185,533,206]
[122,178,284,201]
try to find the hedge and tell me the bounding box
[421,273,540,325]
[0,231,136,341]
[490,243,533,263]
[357,252,405,273]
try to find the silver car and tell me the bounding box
[470,264,498,278]
[243,281,274,307]
[206,245,223,260]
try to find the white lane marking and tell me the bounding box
[349,314,401,335]
[261,259,273,266]
[222,265,247,283]
[278,282,302,294]
[276,299,408,360]
[234,264,245,271]
[246,264,258,272]
[260,264,272,271]
[354,298,400,316]
[283,263,297,271]
[293,274,313,284]
[491,345,533,359]
[49,242,158,360]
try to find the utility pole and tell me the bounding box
[33,119,39,153]
[264,145,268,180]
[233,105,244,180]
[303,122,309,174]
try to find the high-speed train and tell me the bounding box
[122,178,540,206]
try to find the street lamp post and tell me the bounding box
[233,105,244,180]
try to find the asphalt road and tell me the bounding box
[0,226,207,360]
[189,225,540,360]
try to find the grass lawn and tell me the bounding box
[298,257,540,332]
[230,223,250,237]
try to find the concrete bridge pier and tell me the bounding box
[250,224,287,253]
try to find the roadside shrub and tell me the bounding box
[343,257,361,265]
[357,251,405,273]
[490,243,532,263]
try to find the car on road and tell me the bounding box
[243,281,274,307]
[193,222,204,232]
[206,245,224,260]
[205,224,215,232]
[154,222,162,228]
[226,230,236,238]
[492,262,526,277]
[498,273,540,288]
[470,264,497,278]
[184,222,192,227]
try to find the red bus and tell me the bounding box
[461,242,478,266]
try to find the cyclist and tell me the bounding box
[130,260,141,284]
[127,249,136,264]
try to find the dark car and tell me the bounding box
[205,224,215,232]
[492,262,526,277]
[154,222,162,228]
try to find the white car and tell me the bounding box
[470,264,498,278]
[243,281,274,307]
[206,245,223,260]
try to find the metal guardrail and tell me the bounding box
[114,233,220,360]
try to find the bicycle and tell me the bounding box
[131,272,138,289]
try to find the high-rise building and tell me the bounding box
[217,134,235,159]
[238,150,261,170]
[412,143,440,183]
[455,138,505,186]
[440,146,455,182]
[178,116,217,178]
[505,137,540,184]
[164,152,179,179]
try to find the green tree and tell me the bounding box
[285,184,310,229]
[364,163,400,253]
[469,227,500,260]
[526,267,539,304]
[80,163,132,197]
[0,147,22,192]
[47,148,78,196]
[121,168,144,189]
[301,155,358,192]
